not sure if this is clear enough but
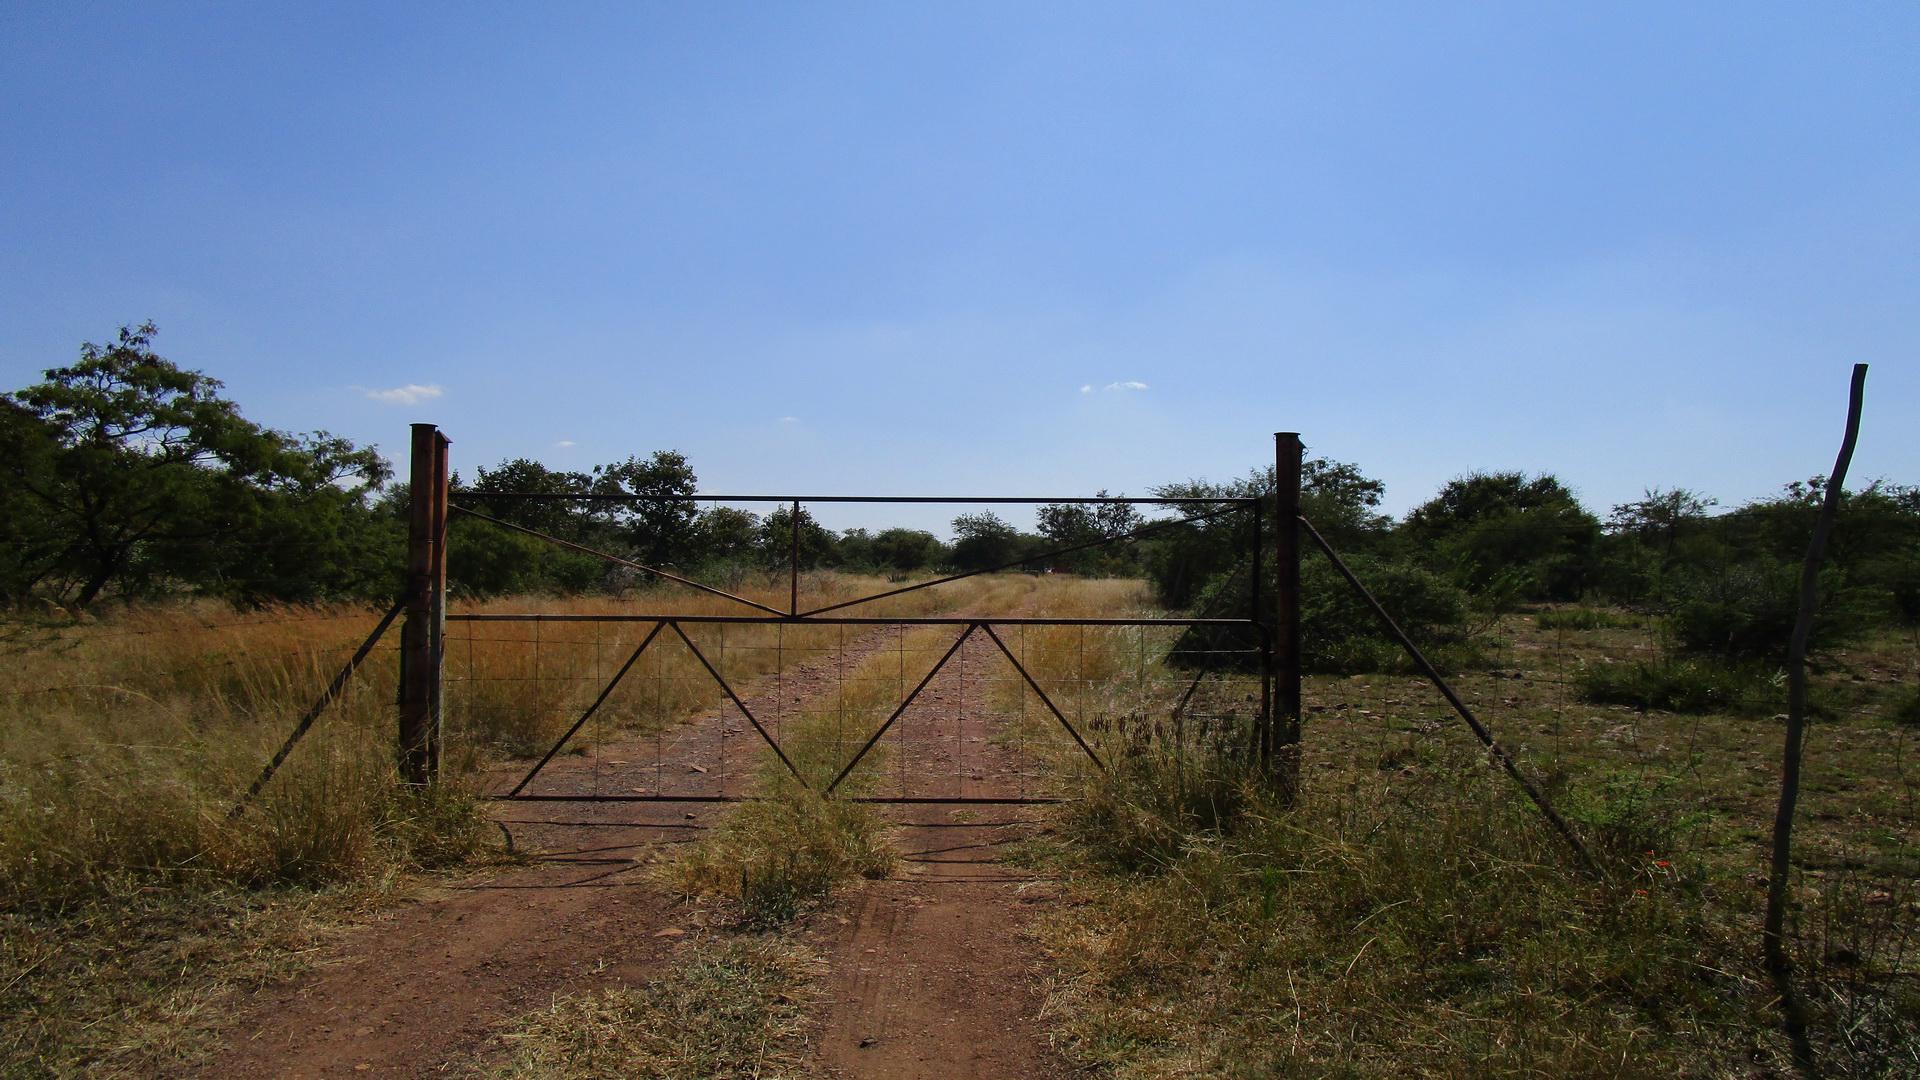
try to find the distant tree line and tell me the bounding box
[7,326,1917,679]
[1150,455,1920,673]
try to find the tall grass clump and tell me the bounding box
[0,601,495,1073]
[0,747,486,914]
[1058,746,1256,873]
[1,604,493,913]
[667,574,1053,924]
[1534,605,1626,631]
[670,779,894,927]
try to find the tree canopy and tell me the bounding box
[2,324,389,606]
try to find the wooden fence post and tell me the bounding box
[1764,363,1867,1074]
[1274,432,1303,803]
[400,423,449,785]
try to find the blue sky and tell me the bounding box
[3,3,1915,535]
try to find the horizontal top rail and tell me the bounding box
[446,613,1264,627]
[450,491,1258,506]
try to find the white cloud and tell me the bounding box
[1080,384,1093,394]
[1105,380,1149,392]
[778,415,801,424]
[553,439,576,448]
[362,383,444,406]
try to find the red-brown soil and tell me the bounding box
[202,622,1073,1078]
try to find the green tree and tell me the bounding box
[760,505,837,570]
[870,527,946,573]
[950,511,1021,572]
[2,324,388,606]
[695,505,761,563]
[1144,456,1390,610]
[1402,471,1600,601]
[469,458,593,537]
[1036,492,1144,574]
[836,528,877,569]
[1607,488,1718,558]
[0,399,67,602]
[591,451,699,565]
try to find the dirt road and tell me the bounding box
[203,619,1073,1078]
[804,630,1072,1079]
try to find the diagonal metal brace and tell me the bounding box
[671,621,810,788]
[979,623,1105,772]
[1297,514,1595,875]
[450,504,787,617]
[826,624,977,794]
[797,503,1249,618]
[230,593,411,818]
[507,620,667,796]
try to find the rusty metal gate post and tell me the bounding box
[1273,432,1303,803]
[399,423,450,785]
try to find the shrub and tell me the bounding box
[1298,555,1475,673]
[1666,562,1863,661]
[1890,687,1920,729]
[1875,558,1920,624]
[1578,658,1766,714]
[1172,555,1475,675]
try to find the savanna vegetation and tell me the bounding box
[4,326,1916,1075]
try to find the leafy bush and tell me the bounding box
[1578,658,1765,714]
[447,517,604,597]
[1872,557,1920,624]
[1666,563,1863,661]
[1403,473,1602,602]
[1297,555,1475,673]
[1890,687,1920,729]
[1171,554,1475,675]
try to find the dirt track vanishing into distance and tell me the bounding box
[205,612,1073,1078]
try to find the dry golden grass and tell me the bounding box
[0,572,998,1076]
[484,933,822,1080]
[445,572,1022,761]
[11,574,1910,1076]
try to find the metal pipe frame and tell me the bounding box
[452,483,1274,806]
[450,613,1258,627]
[504,616,810,797]
[491,794,1066,805]
[453,492,1258,506]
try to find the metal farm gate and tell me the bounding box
[390,424,1304,809]
[234,424,1586,871]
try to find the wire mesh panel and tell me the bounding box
[447,612,1268,807]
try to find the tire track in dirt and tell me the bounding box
[802,623,1078,1080]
